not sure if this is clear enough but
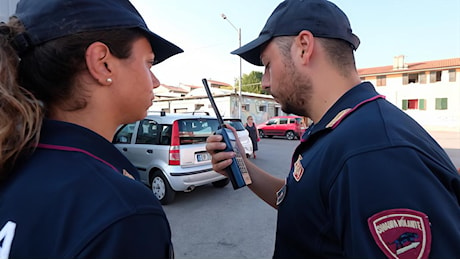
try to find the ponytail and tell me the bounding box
[0,19,43,180]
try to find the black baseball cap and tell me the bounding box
[13,0,183,64]
[231,0,360,66]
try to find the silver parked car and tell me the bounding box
[223,118,253,158]
[113,112,229,204]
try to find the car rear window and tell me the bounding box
[178,118,219,144]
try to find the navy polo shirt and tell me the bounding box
[273,82,460,258]
[0,120,173,258]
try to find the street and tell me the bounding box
[163,137,296,258]
[164,131,460,258]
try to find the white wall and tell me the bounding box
[371,69,460,131]
[0,0,19,22]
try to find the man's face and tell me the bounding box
[260,39,312,116]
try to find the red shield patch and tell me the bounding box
[293,155,304,182]
[368,209,431,259]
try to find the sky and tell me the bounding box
[131,0,460,87]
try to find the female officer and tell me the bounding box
[0,0,182,258]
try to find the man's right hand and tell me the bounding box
[205,134,235,176]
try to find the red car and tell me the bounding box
[257,116,303,140]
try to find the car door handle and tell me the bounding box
[122,147,128,152]
[147,149,153,154]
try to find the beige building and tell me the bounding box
[149,87,281,125]
[358,56,460,131]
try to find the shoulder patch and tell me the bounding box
[293,155,304,182]
[367,209,431,259]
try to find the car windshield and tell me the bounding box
[223,119,245,131]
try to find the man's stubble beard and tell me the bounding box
[277,57,312,117]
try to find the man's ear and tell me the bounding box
[85,42,113,86]
[295,30,315,64]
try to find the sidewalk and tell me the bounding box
[428,130,460,149]
[428,130,460,169]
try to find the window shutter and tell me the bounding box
[419,99,426,110]
[430,71,436,83]
[402,100,408,110]
[419,72,426,84]
[402,74,408,85]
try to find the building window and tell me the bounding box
[242,104,249,111]
[275,107,281,116]
[376,75,386,86]
[195,104,204,110]
[435,98,448,110]
[402,99,426,110]
[174,108,187,113]
[449,69,456,82]
[408,73,419,84]
[430,71,442,83]
[258,105,267,112]
[407,99,418,109]
[419,72,426,84]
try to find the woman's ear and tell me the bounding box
[85,42,113,86]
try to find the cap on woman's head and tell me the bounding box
[12,0,183,64]
[231,0,360,66]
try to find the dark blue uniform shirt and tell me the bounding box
[273,82,460,258]
[0,120,173,258]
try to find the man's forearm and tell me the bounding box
[244,158,285,209]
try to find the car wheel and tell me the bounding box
[150,170,175,205]
[212,178,230,188]
[286,131,295,140]
[259,130,265,138]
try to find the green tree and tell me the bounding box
[234,71,264,94]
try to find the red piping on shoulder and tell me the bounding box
[37,143,119,173]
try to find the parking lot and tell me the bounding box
[163,138,294,258]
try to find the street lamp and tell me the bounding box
[221,13,242,119]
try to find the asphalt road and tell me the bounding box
[163,137,297,259]
[163,132,460,259]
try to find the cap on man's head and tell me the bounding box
[13,0,183,64]
[231,0,360,66]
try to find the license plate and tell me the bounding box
[196,152,210,162]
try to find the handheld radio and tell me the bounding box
[202,78,251,189]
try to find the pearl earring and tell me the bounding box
[106,78,113,83]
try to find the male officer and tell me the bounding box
[206,0,460,258]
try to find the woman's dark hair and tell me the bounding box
[0,16,146,180]
[19,26,146,112]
